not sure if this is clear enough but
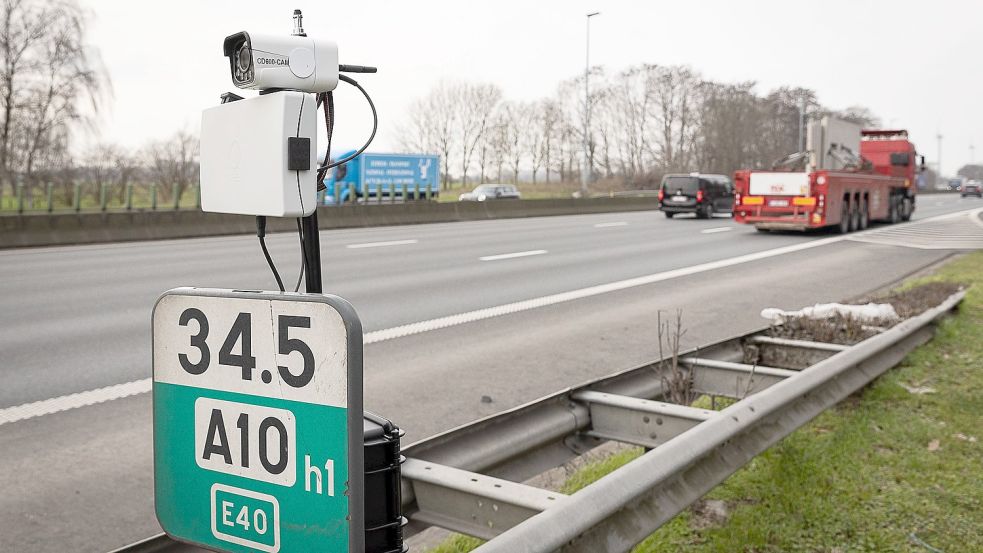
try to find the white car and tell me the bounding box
[459,184,521,201]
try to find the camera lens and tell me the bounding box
[235,43,251,73]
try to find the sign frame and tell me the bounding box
[151,287,364,553]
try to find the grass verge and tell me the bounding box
[427,251,983,552]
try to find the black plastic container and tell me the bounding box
[363,411,406,553]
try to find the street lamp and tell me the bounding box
[581,11,600,198]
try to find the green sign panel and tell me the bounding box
[152,288,364,553]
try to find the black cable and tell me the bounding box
[317,74,377,171]
[294,218,306,292]
[256,216,285,292]
[316,91,335,190]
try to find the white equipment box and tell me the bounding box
[200,91,317,217]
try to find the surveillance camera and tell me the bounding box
[223,32,338,93]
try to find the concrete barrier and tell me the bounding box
[0,198,660,249]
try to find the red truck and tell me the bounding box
[734,117,923,232]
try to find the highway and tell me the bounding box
[1,194,981,552]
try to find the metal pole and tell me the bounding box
[301,211,322,293]
[798,98,806,152]
[937,133,943,178]
[581,12,599,199]
[46,182,53,212]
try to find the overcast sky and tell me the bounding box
[84,0,979,175]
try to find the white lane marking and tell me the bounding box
[4,206,981,427]
[701,227,732,234]
[346,239,418,249]
[594,221,628,228]
[479,250,548,262]
[0,379,151,426]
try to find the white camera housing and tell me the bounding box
[224,32,339,93]
[200,91,317,217]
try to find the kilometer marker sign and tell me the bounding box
[152,288,364,553]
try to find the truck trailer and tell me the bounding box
[734,117,923,232]
[322,152,440,205]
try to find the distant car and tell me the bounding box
[459,184,521,201]
[962,181,982,198]
[659,173,734,218]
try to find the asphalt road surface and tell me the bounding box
[1,194,981,552]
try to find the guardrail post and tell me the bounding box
[172,183,180,210]
[151,183,158,210]
[125,183,133,210]
[425,183,431,201]
[16,177,24,214]
[195,184,201,209]
[46,182,53,212]
[349,183,355,205]
[99,182,108,211]
[73,181,81,212]
[414,182,419,201]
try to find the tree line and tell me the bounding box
[399,66,880,190]
[0,0,199,207]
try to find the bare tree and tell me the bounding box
[0,0,107,195]
[399,81,457,189]
[83,142,139,202]
[456,82,501,186]
[521,100,552,184]
[537,99,563,183]
[144,131,198,203]
[496,101,526,184]
[836,105,881,128]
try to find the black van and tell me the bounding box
[659,173,734,219]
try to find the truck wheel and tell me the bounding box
[858,200,869,230]
[889,197,901,224]
[837,203,851,234]
[704,204,715,219]
[849,204,861,232]
[901,197,913,221]
[664,211,674,218]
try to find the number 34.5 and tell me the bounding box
[177,309,315,388]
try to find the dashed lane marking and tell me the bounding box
[479,250,548,261]
[346,239,418,249]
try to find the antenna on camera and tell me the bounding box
[292,9,306,37]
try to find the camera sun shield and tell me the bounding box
[223,32,339,93]
[200,91,317,217]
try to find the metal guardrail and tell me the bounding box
[110,290,963,552]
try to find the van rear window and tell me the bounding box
[663,176,699,193]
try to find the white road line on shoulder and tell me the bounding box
[701,227,732,234]
[594,221,628,228]
[5,206,980,427]
[346,239,418,249]
[0,379,151,426]
[479,250,548,262]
